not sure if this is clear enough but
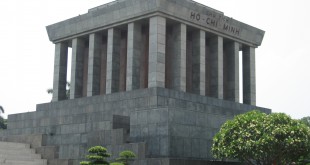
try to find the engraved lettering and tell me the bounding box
[223,24,240,36]
[190,12,201,21]
[235,29,240,35]
[206,18,217,27]
[196,13,200,21]
[230,26,235,34]
[190,12,196,20]
[189,11,241,36]
[206,18,210,24]
[210,19,216,26]
[223,24,229,31]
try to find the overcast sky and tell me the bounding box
[0,0,309,119]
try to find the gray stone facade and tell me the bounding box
[1,88,269,164]
[0,0,269,164]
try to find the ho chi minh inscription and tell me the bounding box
[189,11,241,36]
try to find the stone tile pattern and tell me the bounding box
[0,88,269,164]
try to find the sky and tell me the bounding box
[0,0,309,119]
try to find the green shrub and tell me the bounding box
[115,150,136,165]
[80,146,111,165]
[80,146,136,165]
[110,163,124,165]
[212,110,310,165]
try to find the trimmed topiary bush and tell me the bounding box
[80,146,111,165]
[80,146,136,165]
[115,150,136,165]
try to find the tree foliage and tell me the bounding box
[301,116,310,127]
[115,150,136,165]
[110,163,124,165]
[300,116,310,164]
[212,110,310,165]
[0,118,7,130]
[80,146,136,165]
[80,146,111,165]
[0,106,7,129]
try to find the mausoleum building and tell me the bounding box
[0,0,270,164]
[50,0,261,105]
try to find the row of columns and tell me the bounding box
[52,16,256,105]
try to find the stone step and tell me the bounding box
[48,159,73,165]
[0,153,41,160]
[0,141,30,149]
[0,148,36,155]
[0,159,47,165]
[0,141,47,165]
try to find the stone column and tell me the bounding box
[192,30,206,95]
[210,36,224,99]
[140,26,149,89]
[52,42,68,101]
[148,16,166,88]
[87,33,102,97]
[100,38,108,95]
[70,38,85,99]
[106,28,121,94]
[224,41,239,102]
[82,48,89,97]
[119,32,127,92]
[126,22,142,91]
[243,46,256,105]
[171,23,187,92]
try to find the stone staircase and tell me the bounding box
[0,115,147,165]
[0,141,47,165]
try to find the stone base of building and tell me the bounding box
[0,87,270,165]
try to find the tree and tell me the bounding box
[0,106,7,129]
[0,106,3,114]
[110,163,124,165]
[80,146,111,165]
[80,146,136,165]
[115,150,136,165]
[301,116,310,127]
[212,110,310,165]
[299,116,310,164]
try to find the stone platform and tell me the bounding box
[0,88,270,164]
